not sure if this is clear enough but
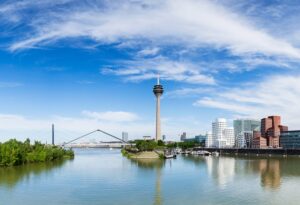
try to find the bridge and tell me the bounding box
[61,129,131,148]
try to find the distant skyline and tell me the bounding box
[1,0,300,143]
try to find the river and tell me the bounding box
[1,148,300,205]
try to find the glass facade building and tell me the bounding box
[233,119,260,148]
[280,130,300,149]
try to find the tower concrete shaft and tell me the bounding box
[156,94,161,141]
[52,124,55,145]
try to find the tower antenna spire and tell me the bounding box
[157,74,160,85]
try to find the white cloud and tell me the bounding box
[0,111,203,143]
[194,74,300,129]
[137,47,160,57]
[82,110,139,122]
[7,0,300,61]
[0,112,147,143]
[102,57,216,85]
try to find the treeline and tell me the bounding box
[129,140,202,152]
[0,139,74,167]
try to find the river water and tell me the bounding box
[1,148,300,205]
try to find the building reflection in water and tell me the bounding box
[205,156,235,188]
[259,159,281,189]
[130,158,165,205]
[186,155,299,190]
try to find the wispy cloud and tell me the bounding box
[102,57,216,85]
[137,47,160,57]
[82,110,139,122]
[194,74,300,129]
[5,0,300,61]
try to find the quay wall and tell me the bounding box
[194,148,300,155]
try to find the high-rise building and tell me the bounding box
[233,119,260,148]
[122,132,128,142]
[205,131,213,147]
[180,132,187,141]
[153,76,163,141]
[212,118,234,148]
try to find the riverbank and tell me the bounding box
[0,139,74,167]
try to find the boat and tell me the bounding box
[164,154,177,159]
[197,150,211,156]
[211,151,219,156]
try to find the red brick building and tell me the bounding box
[252,131,267,148]
[252,116,288,148]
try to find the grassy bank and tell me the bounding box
[0,139,74,167]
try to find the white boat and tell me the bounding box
[197,150,211,156]
[211,151,219,156]
[164,154,176,159]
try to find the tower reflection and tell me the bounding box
[130,158,165,205]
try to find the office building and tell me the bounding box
[233,119,260,148]
[180,132,187,141]
[205,131,213,148]
[280,130,300,149]
[122,132,128,142]
[252,116,288,148]
[252,131,267,148]
[261,116,288,148]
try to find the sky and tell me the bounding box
[1,0,300,143]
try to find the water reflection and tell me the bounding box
[259,159,281,189]
[205,157,235,188]
[182,155,300,190]
[0,159,70,189]
[129,158,165,205]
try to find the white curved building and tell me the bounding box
[211,118,235,148]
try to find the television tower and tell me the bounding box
[153,75,164,141]
[52,124,55,145]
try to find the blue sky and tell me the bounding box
[1,0,300,143]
